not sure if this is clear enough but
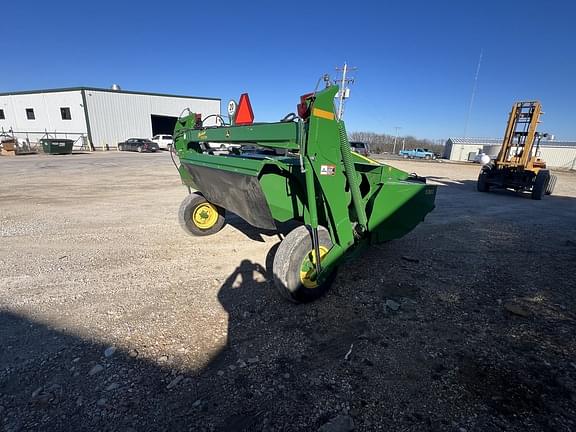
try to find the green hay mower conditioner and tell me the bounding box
[173,83,436,302]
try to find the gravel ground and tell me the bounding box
[1,152,575,432]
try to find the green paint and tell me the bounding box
[174,85,436,281]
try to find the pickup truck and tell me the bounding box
[349,141,370,157]
[399,148,436,160]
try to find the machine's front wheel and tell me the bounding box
[477,171,490,192]
[178,193,226,236]
[531,170,550,200]
[273,225,336,303]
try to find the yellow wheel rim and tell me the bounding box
[192,202,219,229]
[299,246,329,289]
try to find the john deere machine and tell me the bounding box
[172,82,436,302]
[477,101,557,199]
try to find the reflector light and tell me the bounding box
[235,93,254,125]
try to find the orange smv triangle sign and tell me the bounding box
[235,93,254,125]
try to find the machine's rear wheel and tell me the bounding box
[531,170,550,200]
[179,193,226,236]
[477,171,490,192]
[273,225,336,303]
[118,144,123,151]
[545,174,557,195]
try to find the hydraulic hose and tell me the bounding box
[338,121,368,232]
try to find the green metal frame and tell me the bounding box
[174,85,436,283]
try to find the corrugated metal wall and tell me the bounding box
[540,146,576,170]
[449,143,484,161]
[85,91,220,147]
[0,91,87,142]
[493,145,576,169]
[446,139,576,170]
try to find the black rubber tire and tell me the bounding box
[545,174,557,195]
[178,193,226,236]
[477,171,490,192]
[118,144,123,151]
[403,154,409,159]
[272,225,336,303]
[425,155,431,160]
[137,146,143,153]
[531,170,549,200]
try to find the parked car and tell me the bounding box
[398,148,436,160]
[350,141,370,157]
[207,142,242,151]
[151,134,173,150]
[117,138,159,153]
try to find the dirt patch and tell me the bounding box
[1,153,575,431]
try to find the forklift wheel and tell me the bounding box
[178,193,226,236]
[531,170,550,200]
[477,171,490,192]
[273,225,336,303]
[545,174,557,195]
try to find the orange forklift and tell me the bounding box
[477,101,557,200]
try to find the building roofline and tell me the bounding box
[0,87,220,101]
[447,137,576,148]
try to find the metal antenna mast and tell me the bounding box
[335,62,357,120]
[464,49,483,138]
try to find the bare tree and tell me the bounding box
[349,131,445,155]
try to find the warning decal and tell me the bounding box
[320,164,336,176]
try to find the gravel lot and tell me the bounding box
[1,152,575,432]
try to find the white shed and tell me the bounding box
[443,138,502,161]
[0,87,220,149]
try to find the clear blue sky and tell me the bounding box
[2,0,575,140]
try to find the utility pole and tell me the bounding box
[393,126,402,154]
[335,62,356,120]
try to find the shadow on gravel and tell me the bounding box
[225,214,296,242]
[427,175,576,201]
[2,181,576,432]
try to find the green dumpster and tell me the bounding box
[41,138,74,155]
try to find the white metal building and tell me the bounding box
[444,137,576,170]
[443,138,503,161]
[0,87,220,149]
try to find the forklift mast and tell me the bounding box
[496,101,542,169]
[477,100,557,200]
